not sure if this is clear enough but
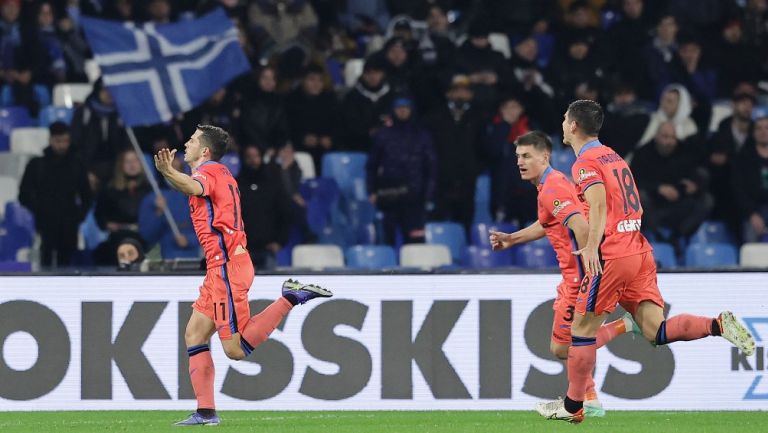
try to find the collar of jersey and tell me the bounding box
[198,160,218,169]
[538,165,553,186]
[577,139,602,157]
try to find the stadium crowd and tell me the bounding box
[1,0,768,269]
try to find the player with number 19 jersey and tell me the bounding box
[571,140,660,317]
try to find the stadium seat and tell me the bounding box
[551,149,576,175]
[342,199,377,244]
[345,245,397,269]
[0,176,18,218]
[685,243,738,267]
[219,152,240,177]
[38,106,74,127]
[294,151,316,179]
[79,208,108,251]
[516,242,558,268]
[471,222,519,248]
[0,107,33,151]
[52,83,92,107]
[425,221,467,263]
[399,244,451,269]
[0,202,34,259]
[84,59,100,83]
[709,101,733,133]
[0,260,31,271]
[10,127,49,156]
[689,220,734,245]
[0,85,51,109]
[291,244,344,269]
[299,178,340,233]
[740,243,768,267]
[488,33,511,58]
[0,152,31,181]
[474,173,492,224]
[344,58,364,87]
[651,242,677,269]
[321,152,367,201]
[465,245,513,268]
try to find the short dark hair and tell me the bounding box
[515,130,552,154]
[567,99,604,136]
[49,121,69,136]
[196,124,229,161]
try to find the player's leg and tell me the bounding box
[176,305,219,426]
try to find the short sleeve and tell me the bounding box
[540,181,582,227]
[192,165,215,197]
[571,158,604,193]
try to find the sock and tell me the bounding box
[655,314,714,345]
[711,319,722,336]
[187,344,215,411]
[595,319,627,348]
[240,297,293,355]
[585,375,597,401]
[565,336,597,413]
[197,408,216,417]
[283,294,299,306]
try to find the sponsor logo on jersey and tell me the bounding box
[578,168,597,182]
[616,219,642,233]
[552,199,573,216]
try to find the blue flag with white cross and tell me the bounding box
[81,8,250,127]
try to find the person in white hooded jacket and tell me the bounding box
[638,83,698,146]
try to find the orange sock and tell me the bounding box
[566,336,597,407]
[585,375,597,401]
[596,319,627,348]
[188,344,215,410]
[240,297,293,355]
[656,314,713,345]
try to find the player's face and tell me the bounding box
[562,112,575,146]
[184,130,206,163]
[516,144,548,181]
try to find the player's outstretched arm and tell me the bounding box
[573,184,606,276]
[154,148,203,196]
[489,221,545,250]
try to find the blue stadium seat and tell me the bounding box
[651,242,677,269]
[465,245,513,268]
[689,220,734,245]
[425,221,467,263]
[321,152,367,200]
[1,85,51,111]
[1,202,34,258]
[550,149,576,175]
[473,173,492,224]
[0,260,31,271]
[471,222,519,248]
[685,243,738,267]
[219,152,240,177]
[38,105,74,126]
[345,245,397,268]
[79,208,108,251]
[516,242,558,268]
[342,200,377,244]
[0,107,33,151]
[299,178,340,234]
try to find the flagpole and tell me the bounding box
[125,127,183,239]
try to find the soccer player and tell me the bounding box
[489,131,637,417]
[155,125,333,426]
[536,101,756,423]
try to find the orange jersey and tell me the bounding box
[189,161,247,269]
[537,166,586,287]
[571,140,652,260]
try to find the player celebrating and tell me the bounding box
[155,125,333,426]
[536,101,756,423]
[489,131,638,417]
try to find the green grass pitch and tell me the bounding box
[0,411,765,433]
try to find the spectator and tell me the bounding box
[732,117,768,243]
[93,229,146,267]
[376,36,416,95]
[602,0,653,95]
[57,11,90,83]
[18,121,91,268]
[106,0,134,21]
[71,78,129,185]
[340,56,393,152]
[180,87,238,140]
[600,81,652,157]
[239,66,289,155]
[554,0,600,47]
[338,0,390,35]
[5,55,43,117]
[677,35,717,104]
[145,0,172,24]
[28,1,66,87]
[715,20,760,98]
[483,95,537,224]
[632,121,712,246]
[273,142,314,240]
[247,0,318,59]
[423,76,484,231]
[508,36,557,132]
[94,150,151,234]
[639,83,698,146]
[367,96,436,244]
[547,36,600,111]
[0,0,22,78]
[643,14,683,99]
[285,63,339,169]
[116,236,145,272]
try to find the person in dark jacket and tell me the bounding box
[18,121,91,267]
[340,56,394,152]
[239,66,289,154]
[732,117,768,243]
[367,96,436,245]
[631,121,712,245]
[94,149,151,235]
[236,145,293,269]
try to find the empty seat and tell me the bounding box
[651,242,677,269]
[0,84,51,109]
[425,221,467,263]
[685,243,738,267]
[299,178,340,233]
[516,243,558,268]
[471,222,519,248]
[465,245,513,268]
[219,153,240,177]
[0,107,33,151]
[38,105,74,127]
[10,127,49,155]
[321,152,367,201]
[0,176,18,218]
[474,173,492,224]
[294,151,316,179]
[0,152,31,181]
[345,245,397,268]
[740,243,768,267]
[399,244,451,269]
[52,83,92,107]
[689,220,734,245]
[291,244,344,269]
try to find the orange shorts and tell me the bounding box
[192,252,255,340]
[575,251,664,317]
[552,281,578,345]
